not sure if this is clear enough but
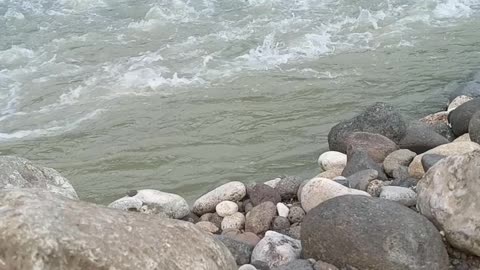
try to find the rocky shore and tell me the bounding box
[1,79,480,269]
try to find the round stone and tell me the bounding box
[216,201,239,217]
[221,212,245,231]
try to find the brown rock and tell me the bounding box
[245,201,276,234]
[345,132,398,163]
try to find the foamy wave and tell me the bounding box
[128,1,199,30]
[433,0,475,19]
[0,46,35,68]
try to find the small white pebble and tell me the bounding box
[276,202,289,217]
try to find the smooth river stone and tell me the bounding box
[193,181,246,215]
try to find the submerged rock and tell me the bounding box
[0,189,237,270]
[0,155,78,199]
[301,195,448,270]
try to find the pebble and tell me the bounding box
[317,151,348,171]
[216,201,238,217]
[366,180,384,197]
[276,203,289,217]
[221,212,245,231]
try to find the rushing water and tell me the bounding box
[1,0,479,204]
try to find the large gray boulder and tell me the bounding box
[301,195,448,270]
[0,189,237,270]
[417,150,480,256]
[448,98,480,137]
[328,103,406,153]
[0,156,78,199]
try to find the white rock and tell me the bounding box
[221,212,245,231]
[417,151,480,256]
[276,203,289,217]
[317,151,347,171]
[238,264,257,270]
[379,186,417,207]
[108,197,143,211]
[251,231,302,269]
[132,189,190,219]
[216,201,238,217]
[193,181,246,215]
[264,178,281,188]
[408,142,480,179]
[448,95,473,112]
[196,221,219,234]
[301,177,370,212]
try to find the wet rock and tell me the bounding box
[328,102,407,153]
[275,176,303,200]
[469,111,480,144]
[273,259,313,270]
[342,149,387,180]
[272,216,290,231]
[379,186,417,207]
[448,95,474,112]
[383,149,416,177]
[448,98,480,136]
[287,206,305,224]
[245,201,277,234]
[251,231,302,269]
[196,221,220,234]
[276,202,289,217]
[301,177,370,212]
[318,151,347,171]
[301,195,449,270]
[408,142,480,178]
[216,201,239,217]
[421,154,446,172]
[0,156,78,199]
[221,212,245,231]
[248,184,281,206]
[193,181,246,215]
[346,169,377,191]
[345,132,398,163]
[215,235,254,266]
[399,123,449,154]
[0,189,237,270]
[417,151,480,256]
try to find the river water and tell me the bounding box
[1,0,479,204]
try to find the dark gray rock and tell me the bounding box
[273,259,313,270]
[0,156,78,199]
[272,216,290,231]
[469,111,480,144]
[245,201,277,234]
[448,99,480,136]
[345,132,398,163]
[275,176,303,201]
[287,206,305,224]
[301,195,449,270]
[328,103,407,153]
[449,81,480,103]
[0,189,237,270]
[248,184,281,206]
[399,123,449,154]
[214,235,254,266]
[421,154,447,172]
[342,149,387,180]
[430,122,456,141]
[346,169,378,191]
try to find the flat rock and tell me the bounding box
[245,201,276,234]
[301,195,449,270]
[383,149,416,177]
[111,189,190,219]
[221,212,245,231]
[317,151,347,171]
[301,177,370,212]
[408,142,480,178]
[276,203,289,217]
[215,235,254,266]
[251,231,302,269]
[275,176,303,200]
[469,111,480,144]
[328,103,407,153]
[379,186,417,206]
[216,201,239,217]
[448,98,480,136]
[342,149,387,180]
[0,156,78,199]
[0,189,236,270]
[248,184,281,206]
[346,169,377,191]
[345,132,398,163]
[193,181,246,215]
[417,151,480,256]
[421,154,446,172]
[399,123,449,154]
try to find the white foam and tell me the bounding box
[0,46,35,67]
[433,0,474,19]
